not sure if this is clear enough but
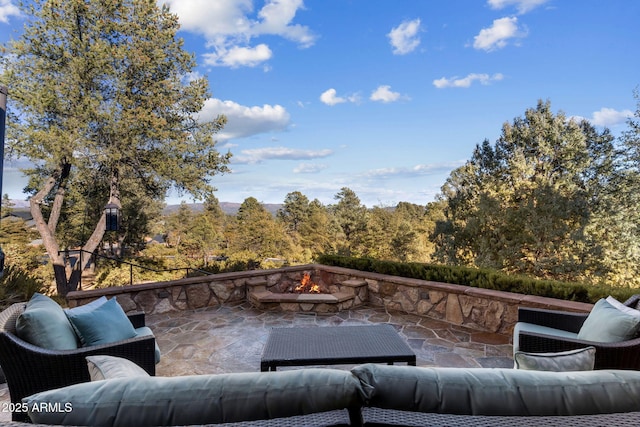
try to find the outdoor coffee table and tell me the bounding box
[260,324,416,371]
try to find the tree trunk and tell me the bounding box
[30,161,112,297]
[30,163,71,296]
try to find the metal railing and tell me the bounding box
[60,249,213,289]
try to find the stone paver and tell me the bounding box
[0,302,514,422]
[150,302,514,376]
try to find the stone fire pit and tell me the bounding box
[247,272,368,313]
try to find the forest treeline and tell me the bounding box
[2,97,640,291]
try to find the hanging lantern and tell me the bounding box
[105,203,120,231]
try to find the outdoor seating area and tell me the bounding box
[2,288,640,425]
[0,301,514,424]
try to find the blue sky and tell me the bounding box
[1,0,639,207]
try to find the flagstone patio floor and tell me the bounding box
[0,302,514,422]
[150,301,514,375]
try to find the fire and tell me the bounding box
[294,273,321,293]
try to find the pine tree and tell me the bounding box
[434,100,622,282]
[0,0,230,295]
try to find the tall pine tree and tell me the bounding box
[1,0,230,295]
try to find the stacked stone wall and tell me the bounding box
[67,264,592,335]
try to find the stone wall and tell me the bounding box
[67,264,592,335]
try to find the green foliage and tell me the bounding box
[433,99,640,286]
[1,0,230,295]
[93,256,182,288]
[197,250,261,274]
[331,187,368,256]
[0,216,36,245]
[0,264,46,309]
[229,197,294,259]
[316,254,639,304]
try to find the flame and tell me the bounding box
[294,273,321,293]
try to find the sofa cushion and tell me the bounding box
[578,298,640,342]
[514,346,596,371]
[65,298,137,347]
[351,363,640,416]
[23,369,362,426]
[86,355,150,381]
[15,293,78,350]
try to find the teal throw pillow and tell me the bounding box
[577,298,640,342]
[514,346,596,371]
[65,296,108,317]
[65,298,136,347]
[86,355,149,381]
[15,293,78,350]
[64,296,108,345]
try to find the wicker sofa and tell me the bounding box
[0,302,157,422]
[9,361,640,426]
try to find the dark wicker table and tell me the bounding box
[260,324,416,372]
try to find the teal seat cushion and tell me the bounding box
[514,346,596,371]
[578,298,640,342]
[15,293,78,350]
[134,326,161,363]
[351,363,640,416]
[65,298,136,347]
[23,369,362,426]
[512,321,578,355]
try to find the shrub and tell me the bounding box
[0,264,46,309]
[315,254,639,304]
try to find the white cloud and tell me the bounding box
[487,0,550,14]
[320,88,344,106]
[202,98,290,140]
[370,85,402,103]
[0,0,19,23]
[320,88,359,106]
[203,44,272,68]
[163,0,315,68]
[388,18,422,55]
[293,163,328,173]
[433,73,504,88]
[363,161,465,179]
[590,107,634,127]
[253,0,315,47]
[473,17,526,51]
[234,147,333,164]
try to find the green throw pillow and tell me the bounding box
[86,355,149,381]
[15,293,78,350]
[514,347,596,371]
[577,298,640,342]
[65,298,136,347]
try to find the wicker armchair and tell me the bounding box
[0,303,157,422]
[516,295,640,370]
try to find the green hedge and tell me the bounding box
[316,255,639,304]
